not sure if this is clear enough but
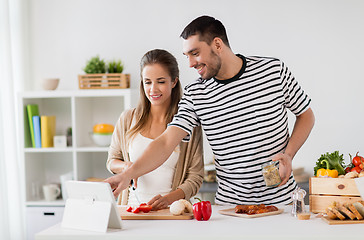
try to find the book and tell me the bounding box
[26,104,39,148]
[41,115,56,148]
[23,107,31,148]
[32,116,42,148]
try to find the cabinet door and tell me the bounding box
[26,206,64,240]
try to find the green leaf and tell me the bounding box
[83,55,106,74]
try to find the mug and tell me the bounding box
[43,184,61,201]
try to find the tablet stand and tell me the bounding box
[62,196,122,233]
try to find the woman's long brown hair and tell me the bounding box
[126,49,182,142]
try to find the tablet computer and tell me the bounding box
[62,180,122,232]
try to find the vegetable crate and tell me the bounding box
[309,177,362,213]
[78,73,130,89]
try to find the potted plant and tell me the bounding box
[83,56,106,74]
[107,60,124,73]
[78,56,130,89]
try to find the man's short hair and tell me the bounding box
[180,15,230,48]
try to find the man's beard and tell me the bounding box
[200,50,221,80]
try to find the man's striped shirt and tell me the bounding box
[170,54,311,205]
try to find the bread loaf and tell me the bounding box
[326,200,364,220]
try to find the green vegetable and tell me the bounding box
[314,151,346,176]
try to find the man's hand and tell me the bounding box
[147,194,169,211]
[104,173,132,198]
[272,152,293,186]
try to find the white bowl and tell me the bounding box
[42,78,60,90]
[92,133,112,147]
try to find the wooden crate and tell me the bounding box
[78,73,130,89]
[309,177,362,213]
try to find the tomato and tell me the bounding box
[132,207,140,213]
[345,167,352,173]
[352,152,364,167]
[351,166,362,173]
[139,204,152,213]
[126,206,133,212]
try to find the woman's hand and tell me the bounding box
[147,194,170,211]
[272,152,293,186]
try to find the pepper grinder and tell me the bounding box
[291,187,306,217]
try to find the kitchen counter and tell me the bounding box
[36,205,363,240]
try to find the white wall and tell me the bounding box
[28,0,364,174]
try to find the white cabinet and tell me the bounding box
[26,207,64,240]
[18,89,135,205]
[18,89,135,239]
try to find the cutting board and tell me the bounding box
[219,208,284,218]
[321,216,364,225]
[118,206,194,220]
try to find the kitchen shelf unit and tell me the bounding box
[18,89,136,207]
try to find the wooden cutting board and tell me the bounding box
[118,206,194,220]
[219,208,284,218]
[321,216,364,225]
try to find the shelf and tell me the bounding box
[26,199,65,207]
[24,147,73,153]
[24,147,110,152]
[18,90,134,206]
[19,89,135,98]
[76,147,109,152]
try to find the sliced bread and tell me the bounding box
[327,205,346,220]
[353,200,364,219]
[326,208,338,220]
[336,202,356,220]
[344,203,363,220]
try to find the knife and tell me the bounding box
[130,179,141,204]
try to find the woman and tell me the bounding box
[106,49,204,210]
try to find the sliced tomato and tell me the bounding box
[139,204,152,213]
[126,206,133,212]
[132,207,140,213]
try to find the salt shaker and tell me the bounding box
[291,187,306,217]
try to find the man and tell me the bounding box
[105,15,315,205]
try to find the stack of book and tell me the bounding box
[26,104,56,148]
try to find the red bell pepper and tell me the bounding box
[132,207,140,213]
[139,204,152,213]
[193,197,212,221]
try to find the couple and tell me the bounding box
[105,15,315,210]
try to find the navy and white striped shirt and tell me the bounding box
[170,54,311,205]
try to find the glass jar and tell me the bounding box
[262,161,281,187]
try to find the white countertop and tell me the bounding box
[36,205,363,240]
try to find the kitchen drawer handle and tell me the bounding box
[43,212,55,216]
